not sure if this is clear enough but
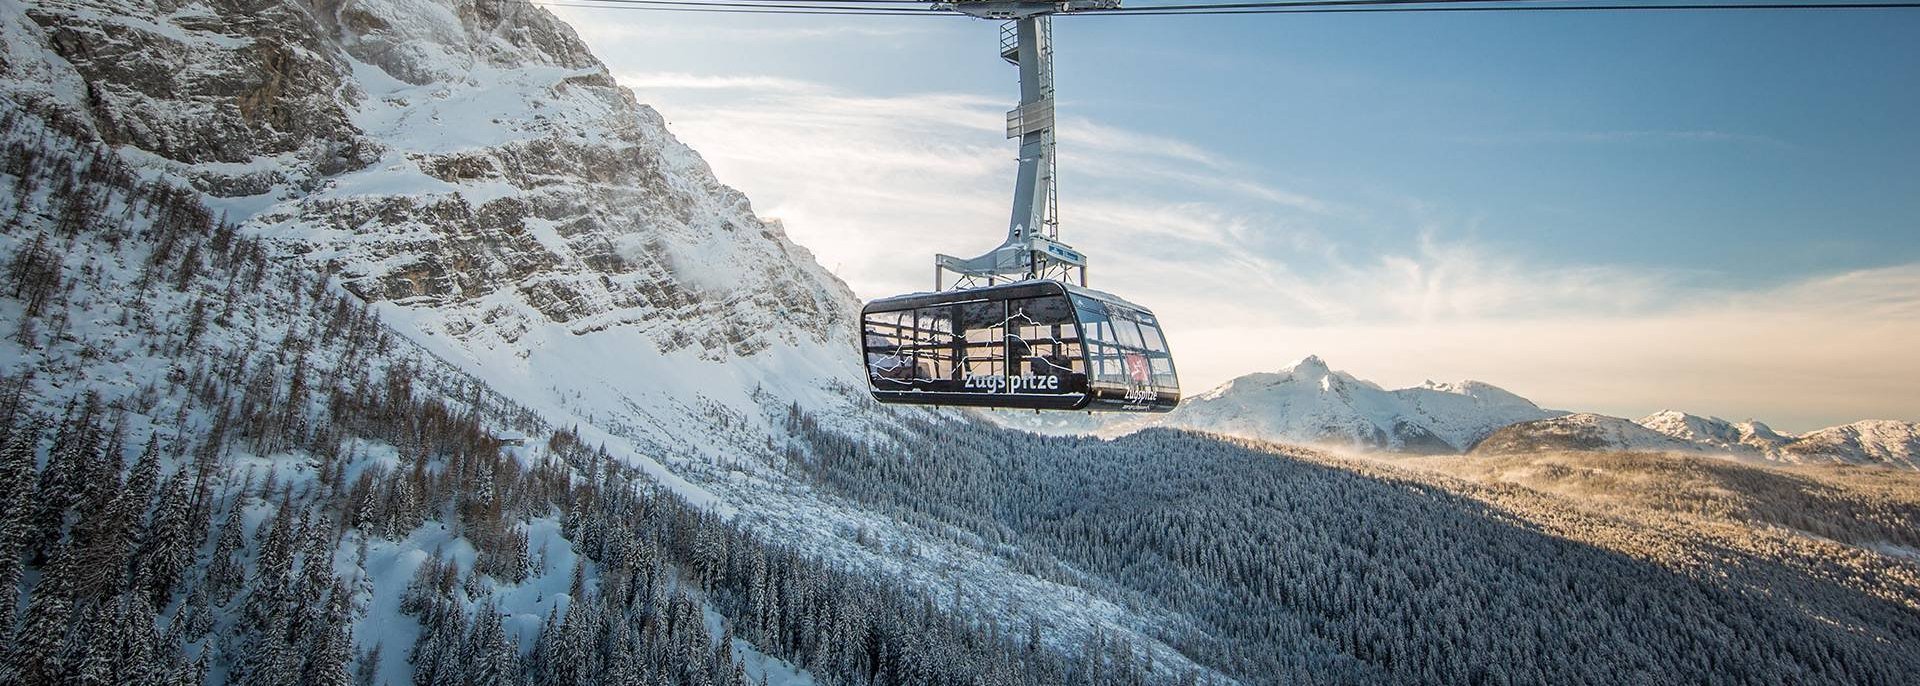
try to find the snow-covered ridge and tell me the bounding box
[992,355,1919,468]
[1636,410,1791,454]
[1171,357,1920,468]
[1483,410,1920,469]
[1039,355,1564,453]
[1770,419,1919,469]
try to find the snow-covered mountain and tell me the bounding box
[1392,378,1569,451]
[1636,410,1793,455]
[10,0,866,462]
[1779,420,1920,470]
[1135,355,1561,453]
[1003,356,1918,469]
[1482,411,1920,469]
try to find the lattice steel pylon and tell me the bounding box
[933,0,1117,290]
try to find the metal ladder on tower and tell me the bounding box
[1000,20,1060,243]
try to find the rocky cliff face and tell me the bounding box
[7,0,853,362]
[4,0,869,471]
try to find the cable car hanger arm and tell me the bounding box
[545,0,1920,13]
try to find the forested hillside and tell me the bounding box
[1420,449,1920,551]
[789,410,1920,685]
[0,102,1167,685]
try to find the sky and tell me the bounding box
[548,5,1920,432]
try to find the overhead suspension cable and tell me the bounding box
[551,0,1539,7]
[1084,1,1920,14]
[542,0,943,10]
[1077,0,1591,8]
[541,0,1554,11]
[535,2,956,14]
[539,0,1920,14]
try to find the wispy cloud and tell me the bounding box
[1451,129,1792,148]
[1763,264,1920,319]
[1065,119,1231,171]
[617,72,824,93]
[606,70,1730,326]
[1060,117,1330,212]
[610,71,1320,293]
[603,69,1914,429]
[550,10,934,43]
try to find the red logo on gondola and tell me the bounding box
[1125,353,1151,385]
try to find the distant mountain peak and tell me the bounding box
[1477,411,1916,469]
[1632,410,1796,457]
[1135,356,1557,453]
[1782,420,1920,469]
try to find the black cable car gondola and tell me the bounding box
[863,280,1180,412]
[860,4,1180,412]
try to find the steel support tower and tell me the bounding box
[933,0,1116,290]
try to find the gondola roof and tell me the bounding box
[862,279,1155,314]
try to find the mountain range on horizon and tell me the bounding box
[996,354,1920,469]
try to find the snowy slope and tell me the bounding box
[1472,413,1711,456]
[1636,410,1793,456]
[1392,379,1565,452]
[1483,410,1919,469]
[1156,356,1455,452]
[1781,420,1920,469]
[0,96,590,685]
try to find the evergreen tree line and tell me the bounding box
[0,367,1164,685]
[785,407,1920,685]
